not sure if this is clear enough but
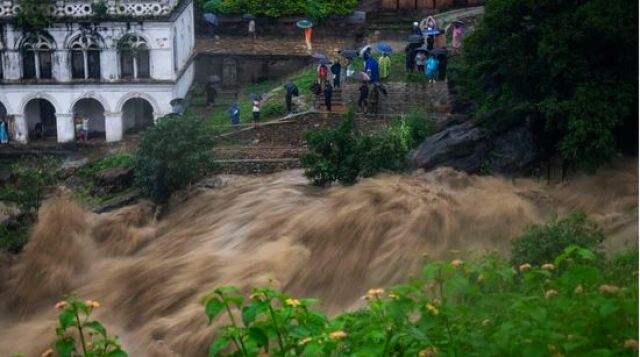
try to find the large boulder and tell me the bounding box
[93,167,134,195]
[410,115,540,175]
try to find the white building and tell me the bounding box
[0,0,195,143]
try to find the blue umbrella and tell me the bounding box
[242,13,256,21]
[375,42,393,54]
[203,13,218,26]
[296,19,313,29]
[339,49,358,59]
[423,28,442,36]
[408,34,423,44]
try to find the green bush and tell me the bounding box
[134,115,217,203]
[510,212,605,266]
[78,153,134,178]
[261,100,286,119]
[301,111,361,186]
[203,246,638,356]
[460,0,638,171]
[203,0,358,21]
[302,110,434,185]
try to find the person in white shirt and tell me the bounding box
[252,98,261,128]
[248,20,256,42]
[82,117,89,142]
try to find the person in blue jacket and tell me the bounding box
[365,56,380,83]
[228,103,240,127]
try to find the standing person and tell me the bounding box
[330,60,342,89]
[425,54,440,83]
[304,27,313,50]
[204,82,218,107]
[415,51,426,74]
[437,52,448,81]
[248,19,256,42]
[379,53,391,80]
[357,81,369,113]
[82,116,89,141]
[323,81,333,112]
[404,43,415,73]
[412,22,422,37]
[284,80,299,114]
[252,97,261,128]
[426,35,435,51]
[228,103,240,128]
[73,115,82,141]
[317,63,328,85]
[452,23,464,55]
[0,117,8,144]
[365,56,380,83]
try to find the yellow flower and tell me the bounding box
[623,339,639,351]
[599,284,620,294]
[426,303,439,315]
[388,293,399,300]
[431,299,441,306]
[365,288,385,300]
[329,330,347,340]
[285,298,301,307]
[574,285,584,294]
[418,346,438,357]
[545,289,558,299]
[41,348,54,357]
[298,337,312,346]
[519,263,532,272]
[54,301,67,310]
[85,300,101,308]
[481,319,490,326]
[542,263,555,271]
[451,259,463,267]
[250,292,267,301]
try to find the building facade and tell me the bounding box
[0,0,195,143]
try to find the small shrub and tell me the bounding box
[47,296,127,357]
[301,111,361,186]
[510,212,605,266]
[134,115,216,203]
[261,100,286,118]
[78,153,134,178]
[0,158,57,217]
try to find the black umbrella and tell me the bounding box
[429,48,448,56]
[408,34,423,44]
[242,13,256,21]
[249,93,263,101]
[170,98,184,106]
[414,46,429,54]
[338,49,358,59]
[453,20,465,26]
[317,58,332,65]
[208,75,221,83]
[203,13,219,26]
[311,52,328,60]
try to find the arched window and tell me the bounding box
[70,33,101,79]
[118,34,150,79]
[22,33,53,80]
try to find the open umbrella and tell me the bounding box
[242,14,256,21]
[312,52,328,60]
[423,28,442,36]
[249,93,263,101]
[375,42,393,54]
[317,58,332,65]
[414,46,429,54]
[357,71,370,81]
[408,34,423,44]
[203,13,219,26]
[296,19,313,29]
[339,49,358,59]
[359,45,372,57]
[453,20,465,26]
[429,48,448,56]
[170,98,184,106]
[208,75,221,83]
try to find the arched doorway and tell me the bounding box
[24,98,56,139]
[122,98,154,134]
[73,98,106,140]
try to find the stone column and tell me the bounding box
[13,114,29,144]
[105,112,123,142]
[56,113,75,143]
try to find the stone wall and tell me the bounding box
[218,112,396,146]
[341,81,451,118]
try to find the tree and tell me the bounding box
[461,0,638,172]
[134,115,217,203]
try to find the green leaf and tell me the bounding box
[209,337,231,357]
[59,309,76,331]
[205,298,226,324]
[84,320,107,338]
[242,304,258,326]
[55,337,75,357]
[106,348,128,357]
[248,327,269,348]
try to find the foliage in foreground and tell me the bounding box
[202,246,638,356]
[301,110,433,186]
[45,297,127,357]
[511,211,605,266]
[460,0,638,172]
[134,114,217,203]
[203,0,358,21]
